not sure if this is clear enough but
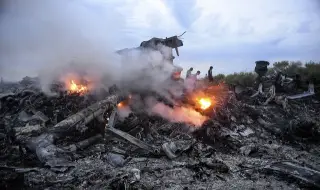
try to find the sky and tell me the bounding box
[101,0,320,76]
[1,0,320,80]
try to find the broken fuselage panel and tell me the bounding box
[116,36,184,80]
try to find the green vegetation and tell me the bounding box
[220,61,320,88]
[224,72,257,87]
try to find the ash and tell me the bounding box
[0,77,320,190]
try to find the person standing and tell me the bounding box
[186,67,193,78]
[208,66,213,82]
[185,71,200,92]
[190,71,200,80]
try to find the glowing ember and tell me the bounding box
[198,98,212,110]
[117,102,124,108]
[117,95,132,108]
[69,80,88,94]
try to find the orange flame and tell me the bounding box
[69,80,88,94]
[117,101,124,108]
[198,98,212,110]
[117,95,132,108]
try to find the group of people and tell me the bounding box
[186,67,200,80]
[186,66,214,82]
[184,66,213,92]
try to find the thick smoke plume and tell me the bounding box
[0,0,178,95]
[0,0,202,125]
[150,102,208,127]
[0,0,205,125]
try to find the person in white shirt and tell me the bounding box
[184,71,200,93]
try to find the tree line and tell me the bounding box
[212,61,320,88]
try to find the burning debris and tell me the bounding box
[1,74,319,189]
[0,37,320,190]
[57,71,94,95]
[198,98,212,110]
[69,80,88,94]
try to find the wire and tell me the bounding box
[177,31,187,37]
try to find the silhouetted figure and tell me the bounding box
[186,67,193,78]
[208,66,213,82]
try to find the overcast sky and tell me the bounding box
[103,0,320,75]
[1,0,320,80]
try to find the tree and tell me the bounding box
[273,61,289,72]
[213,74,225,82]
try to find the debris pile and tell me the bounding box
[1,76,319,190]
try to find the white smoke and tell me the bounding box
[0,0,179,95]
[0,0,206,126]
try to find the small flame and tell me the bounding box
[117,95,132,108]
[198,98,212,110]
[117,102,124,108]
[69,80,88,94]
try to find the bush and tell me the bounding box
[224,72,256,87]
[304,62,320,83]
[212,74,225,82]
[219,61,320,93]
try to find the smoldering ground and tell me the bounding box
[0,0,178,95]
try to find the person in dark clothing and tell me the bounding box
[208,66,213,82]
[186,67,193,78]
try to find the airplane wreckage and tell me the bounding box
[0,34,320,189]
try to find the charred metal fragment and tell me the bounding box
[262,161,320,188]
[25,96,117,169]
